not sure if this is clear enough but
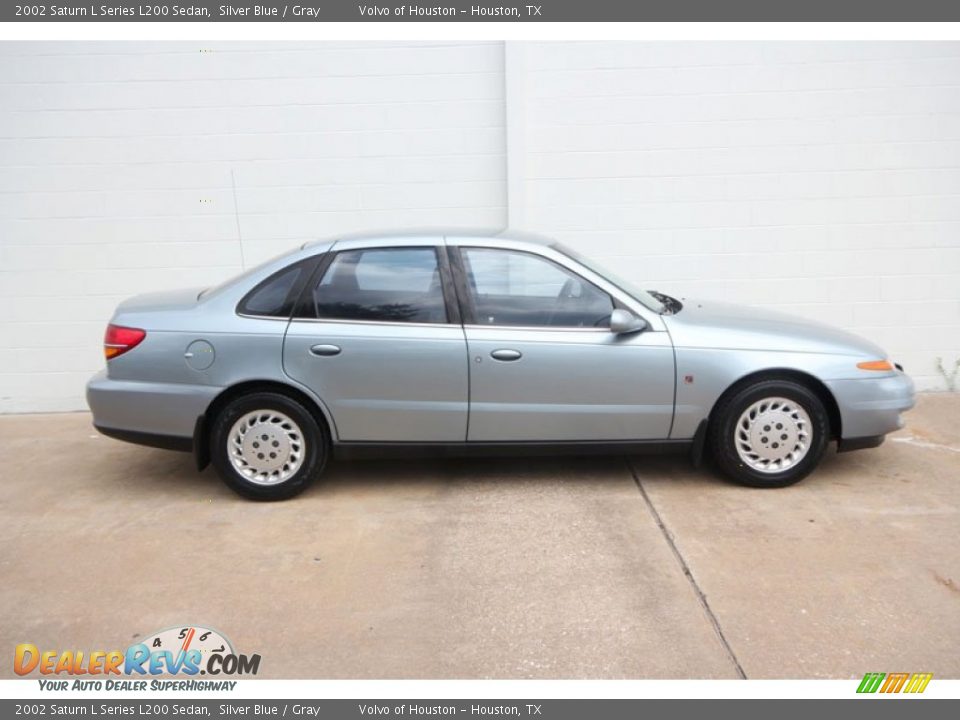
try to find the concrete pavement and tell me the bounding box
[1,394,957,679]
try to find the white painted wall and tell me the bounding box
[512,42,960,393]
[0,41,506,412]
[1,41,958,412]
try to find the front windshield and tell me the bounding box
[551,243,667,314]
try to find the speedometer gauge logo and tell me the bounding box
[141,625,234,670]
[132,625,260,677]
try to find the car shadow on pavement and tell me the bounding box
[102,441,874,500]
[110,445,727,500]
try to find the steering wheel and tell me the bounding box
[592,312,613,328]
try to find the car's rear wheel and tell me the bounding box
[210,392,327,500]
[709,379,829,488]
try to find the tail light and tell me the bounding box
[104,324,146,360]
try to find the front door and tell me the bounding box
[455,246,675,442]
[283,244,469,442]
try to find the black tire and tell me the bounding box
[709,379,829,488]
[210,391,328,501]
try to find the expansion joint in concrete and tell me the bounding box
[628,460,748,680]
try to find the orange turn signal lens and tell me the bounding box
[856,360,894,371]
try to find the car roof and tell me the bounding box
[301,228,556,250]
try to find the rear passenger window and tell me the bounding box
[310,248,448,324]
[237,263,304,318]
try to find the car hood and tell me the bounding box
[114,287,206,314]
[661,298,887,358]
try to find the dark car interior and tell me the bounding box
[312,249,448,324]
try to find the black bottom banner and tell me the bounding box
[2,699,957,720]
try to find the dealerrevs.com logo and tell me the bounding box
[14,626,261,691]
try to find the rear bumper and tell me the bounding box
[826,371,916,441]
[86,369,218,446]
[94,425,193,452]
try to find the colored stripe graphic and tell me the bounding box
[857,673,885,693]
[857,672,932,694]
[904,673,933,694]
[880,672,909,693]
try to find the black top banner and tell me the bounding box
[5,0,960,22]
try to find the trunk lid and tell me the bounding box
[114,287,206,314]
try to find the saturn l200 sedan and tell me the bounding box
[87,233,915,500]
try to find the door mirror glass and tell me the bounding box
[609,309,647,335]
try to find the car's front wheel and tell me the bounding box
[710,379,829,488]
[210,391,327,500]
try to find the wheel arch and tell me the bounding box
[707,368,842,442]
[194,379,336,470]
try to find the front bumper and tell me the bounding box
[86,369,219,446]
[826,371,916,443]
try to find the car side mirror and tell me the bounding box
[609,309,647,335]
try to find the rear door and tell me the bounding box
[283,239,469,442]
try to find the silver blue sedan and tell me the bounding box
[87,233,915,500]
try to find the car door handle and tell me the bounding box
[309,344,342,357]
[490,349,522,362]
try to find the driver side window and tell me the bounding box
[460,248,614,328]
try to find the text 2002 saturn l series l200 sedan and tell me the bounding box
[87,233,915,500]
